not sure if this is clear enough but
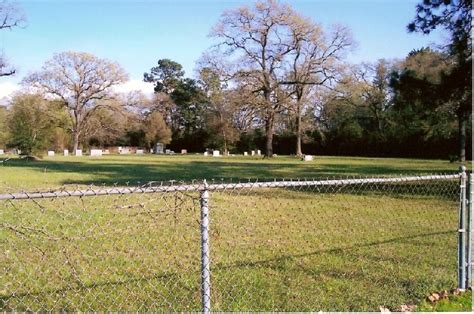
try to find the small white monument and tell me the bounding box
[154,143,164,154]
[0,149,4,155]
[120,147,129,154]
[204,151,208,156]
[75,149,83,156]
[90,149,103,157]
[303,155,314,161]
[257,150,261,156]
[47,151,55,157]
[63,149,69,156]
[136,149,144,155]
[251,150,255,156]
[243,151,248,156]
[213,150,220,157]
[181,149,187,154]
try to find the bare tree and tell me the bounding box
[282,23,352,156]
[23,51,128,153]
[210,0,300,157]
[210,0,352,157]
[0,0,26,76]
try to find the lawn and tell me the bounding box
[0,154,471,311]
[416,291,472,311]
[0,154,470,191]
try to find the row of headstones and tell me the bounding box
[47,149,147,157]
[0,148,313,161]
[47,149,190,156]
[202,150,313,161]
[204,150,263,157]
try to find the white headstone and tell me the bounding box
[257,149,261,156]
[136,149,144,155]
[0,149,4,155]
[47,151,55,157]
[154,143,164,154]
[120,147,129,154]
[90,149,103,157]
[75,149,82,156]
[243,151,248,156]
[181,149,187,154]
[251,150,255,156]
[204,152,208,156]
[213,150,220,157]
[63,149,69,156]
[103,149,110,154]
[303,155,313,161]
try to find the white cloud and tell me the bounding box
[114,79,154,97]
[0,82,20,99]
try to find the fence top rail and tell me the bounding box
[0,173,460,201]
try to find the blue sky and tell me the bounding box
[0,0,446,97]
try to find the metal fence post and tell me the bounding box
[466,172,473,288]
[200,180,211,313]
[458,166,467,290]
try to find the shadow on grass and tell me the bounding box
[0,229,453,311]
[213,229,453,271]
[0,157,459,187]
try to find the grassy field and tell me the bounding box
[0,154,471,311]
[0,154,470,190]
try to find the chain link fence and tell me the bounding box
[1,170,472,311]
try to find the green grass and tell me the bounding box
[416,291,472,311]
[0,180,468,311]
[0,154,470,190]
[0,154,471,311]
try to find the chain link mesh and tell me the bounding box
[1,183,202,312]
[0,174,465,311]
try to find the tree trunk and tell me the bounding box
[265,111,274,158]
[223,132,228,156]
[458,113,466,162]
[296,101,302,157]
[221,113,228,156]
[73,130,80,155]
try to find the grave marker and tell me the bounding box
[90,149,103,157]
[154,143,164,154]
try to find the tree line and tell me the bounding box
[0,0,471,160]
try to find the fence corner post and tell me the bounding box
[200,179,211,313]
[466,170,472,289]
[458,166,467,290]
